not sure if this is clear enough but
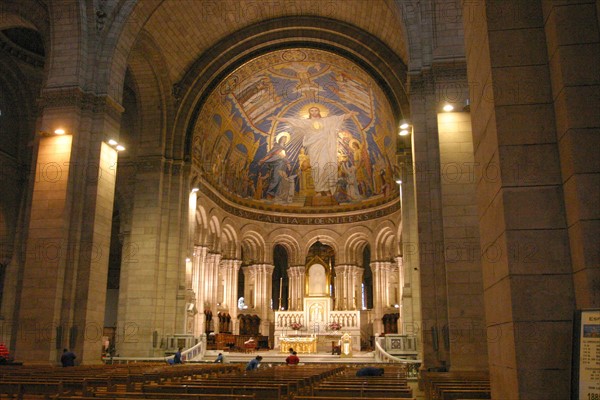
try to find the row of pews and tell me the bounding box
[0,363,415,399]
[420,371,491,400]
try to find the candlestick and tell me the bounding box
[279,277,283,308]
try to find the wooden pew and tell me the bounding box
[142,383,282,399]
[0,381,63,399]
[54,393,255,400]
[312,386,413,398]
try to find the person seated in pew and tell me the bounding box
[245,355,262,371]
[61,348,77,367]
[356,366,384,376]
[285,351,300,365]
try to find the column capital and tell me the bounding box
[220,258,242,271]
[370,261,392,272]
[193,245,209,257]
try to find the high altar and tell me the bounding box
[274,257,361,353]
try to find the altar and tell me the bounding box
[279,336,317,354]
[273,260,362,353]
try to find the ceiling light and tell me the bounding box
[443,104,454,112]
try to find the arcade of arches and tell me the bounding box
[0,1,598,399]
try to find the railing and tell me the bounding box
[275,310,361,329]
[106,337,206,364]
[329,311,360,328]
[275,311,304,328]
[181,337,206,361]
[374,337,421,378]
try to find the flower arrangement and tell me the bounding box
[329,322,342,331]
[290,322,303,330]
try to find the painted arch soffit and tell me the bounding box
[192,48,399,215]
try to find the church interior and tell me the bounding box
[0,1,598,399]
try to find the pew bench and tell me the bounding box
[312,386,413,398]
[0,381,63,399]
[142,383,283,399]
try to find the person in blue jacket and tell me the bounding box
[246,355,262,371]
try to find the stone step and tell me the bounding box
[195,349,379,364]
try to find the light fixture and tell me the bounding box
[40,129,69,137]
[395,179,402,185]
[398,120,411,136]
[106,139,126,152]
[191,187,199,193]
[185,258,191,262]
[443,104,454,112]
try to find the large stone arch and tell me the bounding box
[303,230,340,257]
[240,229,267,264]
[44,1,90,89]
[374,224,397,261]
[194,204,209,245]
[207,214,221,252]
[341,229,372,265]
[267,230,303,266]
[220,221,240,259]
[123,30,173,157]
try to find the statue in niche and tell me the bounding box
[310,303,324,323]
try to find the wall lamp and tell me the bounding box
[40,128,69,137]
[398,120,412,136]
[107,139,126,152]
[442,104,454,112]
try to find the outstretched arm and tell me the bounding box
[343,110,358,120]
[268,116,291,123]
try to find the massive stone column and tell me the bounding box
[409,72,450,368]
[463,1,583,397]
[437,111,488,371]
[117,157,189,356]
[13,91,121,364]
[542,1,600,310]
[397,151,423,345]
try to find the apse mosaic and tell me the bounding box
[192,48,399,212]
